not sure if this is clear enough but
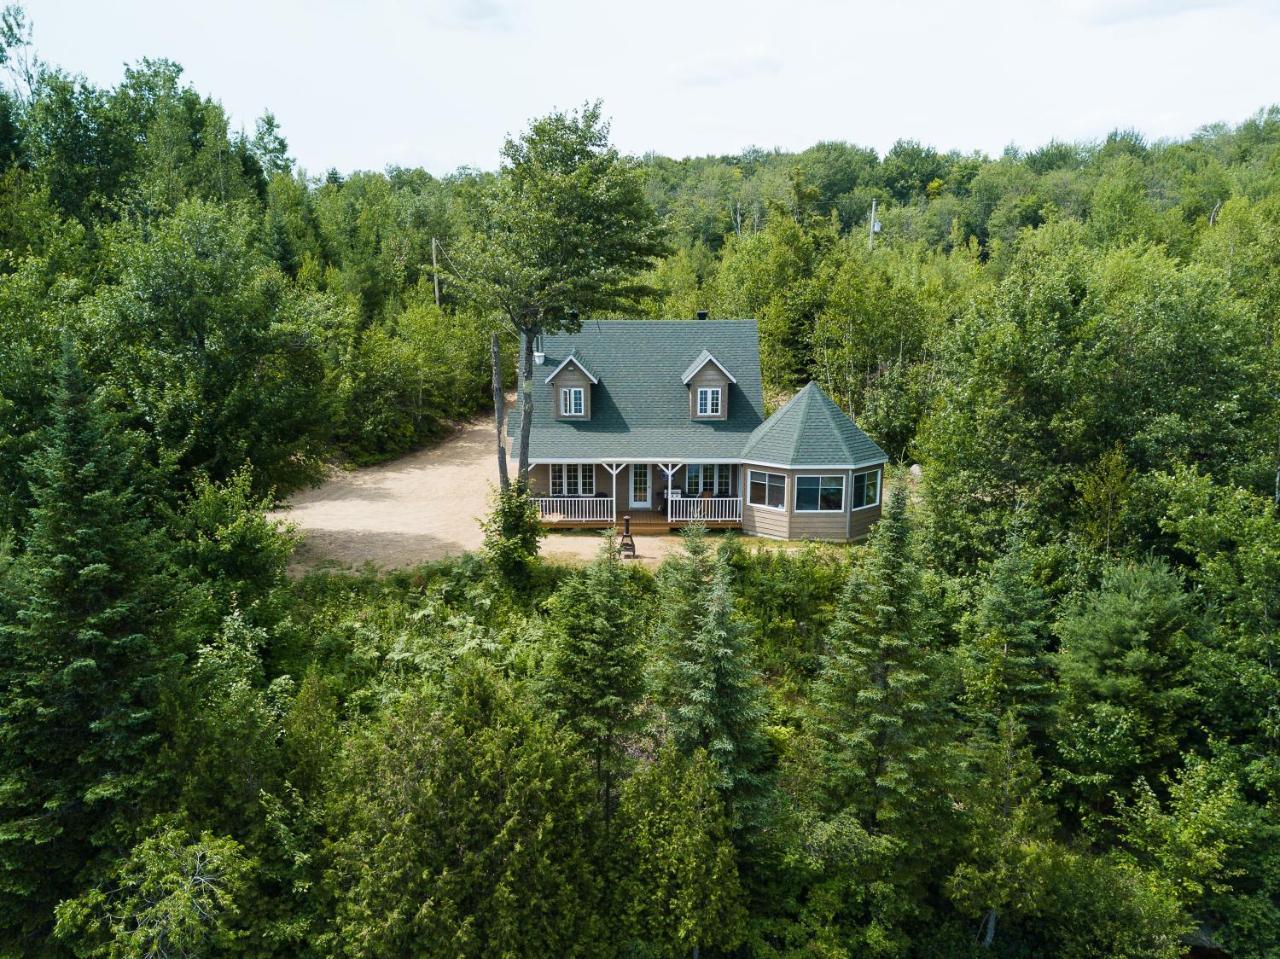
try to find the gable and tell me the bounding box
[542,354,597,385]
[681,351,737,384]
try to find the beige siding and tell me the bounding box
[528,465,551,496]
[550,364,592,421]
[687,365,729,421]
[742,501,789,538]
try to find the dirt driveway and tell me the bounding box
[274,413,686,573]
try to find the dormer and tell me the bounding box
[544,353,597,421]
[682,350,735,421]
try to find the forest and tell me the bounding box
[1,4,1280,957]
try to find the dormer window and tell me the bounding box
[684,350,734,421]
[560,387,585,417]
[545,353,596,421]
[697,387,721,417]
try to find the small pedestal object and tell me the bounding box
[620,514,636,559]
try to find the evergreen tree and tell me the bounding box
[613,747,745,957]
[812,484,940,829]
[961,534,1054,741]
[1051,559,1201,826]
[807,485,954,953]
[328,661,605,958]
[544,532,644,821]
[654,528,770,828]
[0,340,181,946]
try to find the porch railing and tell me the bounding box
[668,496,742,523]
[534,496,616,523]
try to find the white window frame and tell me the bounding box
[851,469,880,511]
[696,387,721,417]
[685,463,732,496]
[795,474,846,513]
[550,464,594,497]
[560,387,585,417]
[747,469,786,512]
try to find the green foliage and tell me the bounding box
[0,342,182,944]
[960,534,1054,739]
[811,486,943,830]
[613,747,746,956]
[543,533,645,801]
[170,466,298,621]
[327,662,604,958]
[86,200,330,491]
[654,528,771,827]
[53,824,253,959]
[480,482,545,585]
[452,102,667,329]
[1052,559,1201,823]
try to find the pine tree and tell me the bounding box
[544,532,644,821]
[0,340,181,945]
[654,528,770,829]
[806,485,955,952]
[961,535,1054,741]
[812,484,939,830]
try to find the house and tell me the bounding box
[509,319,887,540]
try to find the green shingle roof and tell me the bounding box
[740,382,887,468]
[510,320,765,461]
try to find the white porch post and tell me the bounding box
[658,463,680,521]
[603,463,625,524]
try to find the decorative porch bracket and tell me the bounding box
[603,463,626,522]
[657,463,681,521]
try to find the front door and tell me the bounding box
[630,464,651,509]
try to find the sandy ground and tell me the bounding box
[273,412,686,573]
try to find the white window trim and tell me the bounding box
[560,387,585,417]
[695,387,721,417]
[747,469,787,512]
[685,463,733,496]
[850,469,881,511]
[550,463,595,497]
[795,474,846,513]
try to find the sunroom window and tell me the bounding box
[748,470,785,510]
[851,470,880,509]
[795,475,844,511]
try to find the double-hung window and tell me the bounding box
[851,470,880,509]
[795,475,845,512]
[560,387,584,417]
[550,464,594,497]
[696,387,721,417]
[747,470,786,510]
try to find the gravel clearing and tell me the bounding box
[273,412,687,573]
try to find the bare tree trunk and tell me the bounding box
[491,332,509,490]
[517,327,536,487]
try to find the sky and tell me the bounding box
[27,0,1280,177]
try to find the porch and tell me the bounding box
[531,461,743,530]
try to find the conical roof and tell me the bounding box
[740,382,886,468]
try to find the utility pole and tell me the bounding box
[868,198,879,251]
[431,236,442,307]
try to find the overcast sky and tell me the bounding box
[28,0,1280,176]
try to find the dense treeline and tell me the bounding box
[1,5,1279,956]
